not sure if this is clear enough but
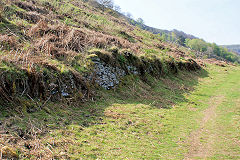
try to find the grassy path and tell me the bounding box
[44,64,239,159]
[37,65,239,159]
[185,95,224,159]
[185,65,240,160]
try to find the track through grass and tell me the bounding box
[45,64,240,159]
[184,65,240,160]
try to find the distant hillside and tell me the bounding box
[129,18,197,39]
[222,45,240,55]
[127,18,197,46]
[124,17,240,63]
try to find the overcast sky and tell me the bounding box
[114,0,240,45]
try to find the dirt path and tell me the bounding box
[185,95,224,160]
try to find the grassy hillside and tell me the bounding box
[128,18,197,42]
[0,0,239,159]
[0,0,202,106]
[222,44,240,55]
[1,60,239,159]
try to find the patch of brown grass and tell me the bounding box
[29,20,141,59]
[0,117,53,159]
[104,110,126,119]
[0,35,18,50]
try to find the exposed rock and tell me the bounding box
[127,65,138,75]
[88,55,126,89]
[91,57,126,89]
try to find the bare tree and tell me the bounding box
[97,0,114,9]
[114,5,121,12]
[137,18,144,24]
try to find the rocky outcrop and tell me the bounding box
[90,56,126,89]
[88,54,139,89]
[0,49,201,105]
[87,50,201,89]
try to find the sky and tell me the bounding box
[114,0,240,45]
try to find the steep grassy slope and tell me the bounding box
[1,0,239,159]
[0,0,201,106]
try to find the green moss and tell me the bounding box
[71,54,94,73]
[0,61,25,76]
[47,59,70,74]
[117,54,126,64]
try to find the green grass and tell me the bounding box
[44,65,240,159]
[208,68,240,159]
[1,64,240,159]
[180,65,240,160]
[1,64,239,159]
[0,0,239,158]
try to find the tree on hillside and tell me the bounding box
[184,39,239,63]
[185,39,207,52]
[114,5,121,12]
[212,43,221,56]
[176,35,186,46]
[206,46,214,57]
[160,32,167,42]
[137,18,144,25]
[97,0,114,10]
[171,32,176,42]
[93,0,114,11]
